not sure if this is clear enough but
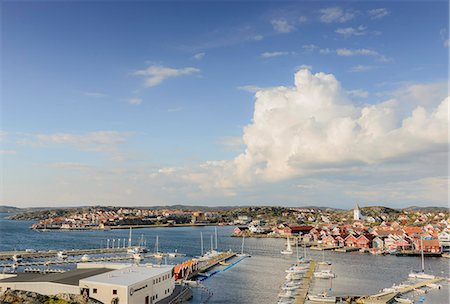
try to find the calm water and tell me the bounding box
[0,213,449,303]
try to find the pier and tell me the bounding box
[0,248,129,261]
[356,277,445,304]
[294,260,317,304]
[188,251,236,279]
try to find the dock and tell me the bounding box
[294,260,317,304]
[334,247,360,253]
[310,246,340,251]
[356,277,445,304]
[188,251,236,279]
[0,248,129,261]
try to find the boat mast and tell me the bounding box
[215,227,218,250]
[128,227,132,248]
[155,235,159,254]
[420,237,425,273]
[241,235,245,254]
[296,237,299,261]
[210,235,214,252]
[200,232,204,256]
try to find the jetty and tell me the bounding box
[293,260,317,304]
[188,251,236,279]
[353,277,445,304]
[0,248,131,261]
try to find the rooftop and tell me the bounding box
[80,265,173,287]
[0,268,112,286]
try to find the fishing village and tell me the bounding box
[0,204,449,303]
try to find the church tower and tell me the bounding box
[353,203,361,221]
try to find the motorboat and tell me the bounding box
[313,269,336,279]
[57,251,68,260]
[133,253,143,261]
[285,272,303,281]
[80,254,90,262]
[394,298,413,304]
[12,254,22,263]
[278,289,297,298]
[307,292,336,303]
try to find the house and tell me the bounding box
[283,225,314,236]
[344,235,358,247]
[413,238,441,253]
[233,226,249,236]
[372,237,384,249]
[438,231,450,252]
[356,235,373,249]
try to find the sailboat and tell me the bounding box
[318,249,332,265]
[409,238,435,279]
[281,236,293,255]
[236,235,251,257]
[154,235,163,259]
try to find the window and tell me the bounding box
[113,289,117,295]
[93,288,97,294]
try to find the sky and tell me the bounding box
[1,0,449,208]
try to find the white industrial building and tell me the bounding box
[0,263,175,304]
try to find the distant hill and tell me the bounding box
[402,206,449,213]
[0,205,22,213]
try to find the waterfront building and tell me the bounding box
[0,264,175,304]
[438,231,450,252]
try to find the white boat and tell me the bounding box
[236,235,251,257]
[277,299,294,304]
[426,283,441,289]
[168,249,178,258]
[133,253,143,261]
[285,272,303,281]
[283,281,301,288]
[408,238,435,280]
[308,292,336,303]
[278,289,297,298]
[282,284,300,291]
[285,266,307,274]
[395,298,413,304]
[281,236,293,255]
[12,254,22,263]
[80,254,90,262]
[57,251,68,260]
[153,235,163,259]
[313,269,336,279]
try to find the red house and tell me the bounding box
[345,235,358,247]
[356,235,373,249]
[413,238,441,253]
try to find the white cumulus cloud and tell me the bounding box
[133,65,200,87]
[188,69,448,193]
[335,25,367,37]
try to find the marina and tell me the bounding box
[0,216,449,304]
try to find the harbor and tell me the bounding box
[0,218,449,304]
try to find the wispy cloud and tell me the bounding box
[128,98,143,105]
[260,51,291,58]
[336,48,388,62]
[319,7,356,23]
[193,52,205,60]
[168,107,183,112]
[335,25,367,37]
[237,85,264,93]
[348,89,369,98]
[84,92,107,98]
[349,65,377,73]
[368,8,390,20]
[0,150,16,155]
[133,65,200,87]
[271,19,295,33]
[18,131,131,153]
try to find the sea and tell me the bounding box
[0,213,449,303]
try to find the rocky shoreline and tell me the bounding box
[0,290,102,304]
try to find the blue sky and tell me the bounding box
[1,1,449,208]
